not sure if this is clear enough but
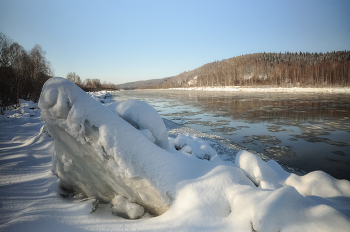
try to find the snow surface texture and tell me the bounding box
[106,99,169,149]
[236,151,350,198]
[0,79,350,231]
[169,134,220,161]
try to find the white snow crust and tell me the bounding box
[0,77,349,231]
[170,134,218,161]
[236,150,350,198]
[106,99,169,149]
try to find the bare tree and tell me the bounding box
[66,72,81,85]
[84,78,92,88]
[91,79,101,90]
[1,33,53,114]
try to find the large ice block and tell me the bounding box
[38,77,219,216]
[38,78,172,215]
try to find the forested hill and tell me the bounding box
[115,77,171,90]
[125,51,350,89]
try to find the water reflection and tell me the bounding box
[113,90,350,180]
[177,92,350,123]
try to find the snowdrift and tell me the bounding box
[29,77,350,230]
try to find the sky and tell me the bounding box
[1,0,350,85]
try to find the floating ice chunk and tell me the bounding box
[107,99,169,149]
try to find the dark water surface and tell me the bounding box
[113,90,350,180]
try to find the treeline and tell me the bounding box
[151,51,350,89]
[0,32,53,114]
[66,72,116,91]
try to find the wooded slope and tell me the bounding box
[149,51,350,89]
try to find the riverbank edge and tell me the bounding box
[148,87,350,94]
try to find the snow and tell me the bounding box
[88,90,113,104]
[170,134,218,161]
[236,150,350,198]
[0,77,349,231]
[106,99,169,149]
[226,185,350,232]
[111,195,145,219]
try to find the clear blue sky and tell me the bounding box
[1,0,349,85]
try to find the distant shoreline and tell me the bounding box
[150,86,350,94]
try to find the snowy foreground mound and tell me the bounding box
[30,77,350,230]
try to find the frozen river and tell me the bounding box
[112,90,350,180]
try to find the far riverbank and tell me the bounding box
[161,86,350,94]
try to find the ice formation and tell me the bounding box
[38,77,222,216]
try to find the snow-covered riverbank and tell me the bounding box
[1,80,350,231]
[165,86,350,94]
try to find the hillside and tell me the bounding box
[115,77,171,90]
[117,51,350,89]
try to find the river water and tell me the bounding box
[112,90,350,180]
